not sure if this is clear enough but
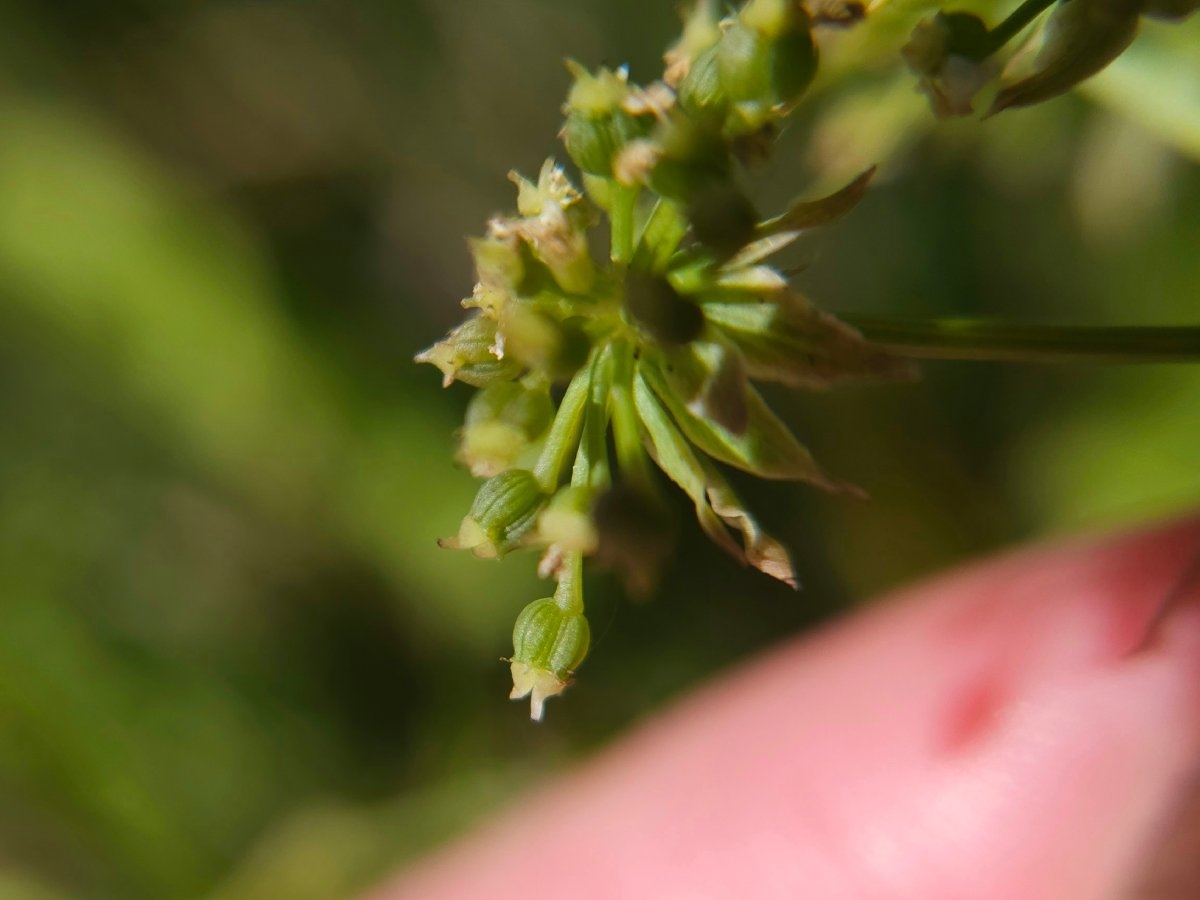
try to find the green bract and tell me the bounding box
[417,0,914,719]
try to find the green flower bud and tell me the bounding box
[561,63,656,177]
[902,13,996,118]
[492,161,596,295]
[676,43,727,120]
[415,314,522,388]
[989,0,1142,115]
[469,233,524,291]
[665,0,722,87]
[457,381,554,477]
[441,469,547,558]
[717,0,818,132]
[626,271,705,346]
[509,597,590,720]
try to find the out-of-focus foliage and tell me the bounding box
[0,2,1196,898]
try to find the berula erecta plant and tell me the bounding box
[418,0,1200,719]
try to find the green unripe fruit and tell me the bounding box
[713,0,818,131]
[443,469,547,558]
[563,110,620,175]
[509,597,590,719]
[511,597,590,679]
[565,110,655,177]
[718,22,772,104]
[676,44,728,120]
[414,315,522,388]
[561,63,655,176]
[465,382,553,435]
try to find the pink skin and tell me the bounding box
[369,517,1200,900]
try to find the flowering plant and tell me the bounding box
[419,0,1199,718]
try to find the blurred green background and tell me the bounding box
[0,2,1196,898]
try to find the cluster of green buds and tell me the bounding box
[418,0,914,720]
[903,0,1197,117]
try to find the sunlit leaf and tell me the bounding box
[705,471,798,588]
[755,167,876,237]
[639,348,842,487]
[633,374,798,586]
[686,340,751,434]
[633,374,743,559]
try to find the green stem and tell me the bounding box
[572,346,613,489]
[610,340,655,485]
[553,552,584,613]
[632,198,688,274]
[847,318,1200,364]
[610,183,639,265]
[985,0,1057,54]
[532,363,592,491]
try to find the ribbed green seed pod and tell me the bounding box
[566,109,656,177]
[442,469,547,558]
[509,597,590,719]
[512,597,591,677]
[717,21,772,104]
[414,315,522,388]
[676,43,728,120]
[470,469,545,540]
[712,0,819,132]
[561,63,655,177]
